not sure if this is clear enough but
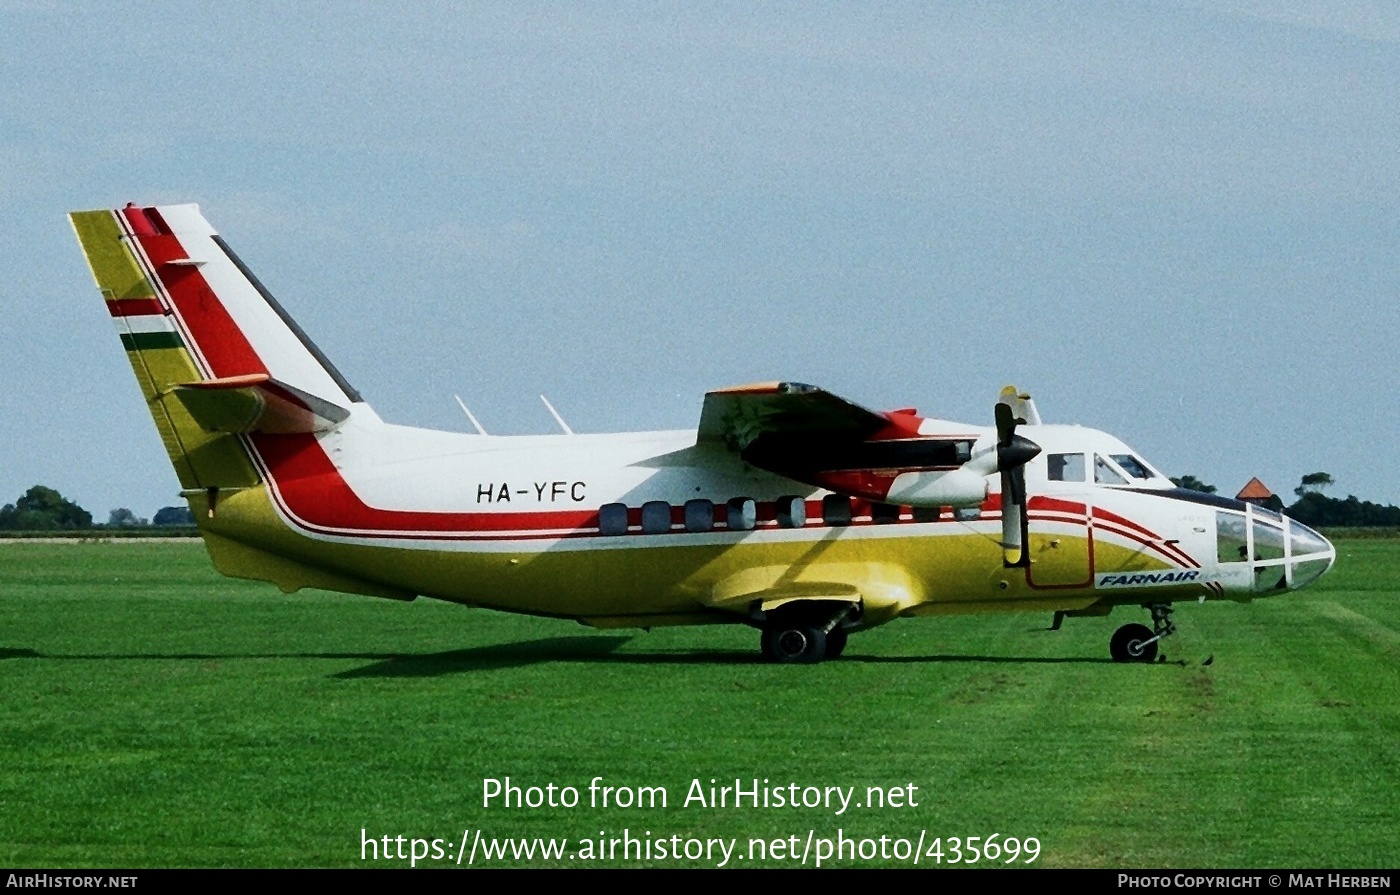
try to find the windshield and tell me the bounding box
[1094,454,1128,485]
[1111,454,1156,480]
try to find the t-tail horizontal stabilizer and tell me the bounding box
[173,373,350,434]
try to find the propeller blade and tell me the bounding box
[995,401,1016,445]
[993,390,1037,568]
[1001,465,1028,566]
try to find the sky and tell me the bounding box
[1,1,1397,519]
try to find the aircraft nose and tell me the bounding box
[1287,519,1335,591]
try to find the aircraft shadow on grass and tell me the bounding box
[0,637,649,677]
[1,637,1118,676]
[334,639,1121,676]
[0,638,635,675]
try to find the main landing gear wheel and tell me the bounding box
[759,601,858,664]
[761,625,827,664]
[1110,623,1157,663]
[826,628,849,659]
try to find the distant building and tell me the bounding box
[1236,478,1283,511]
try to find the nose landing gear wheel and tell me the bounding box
[1110,623,1158,663]
[761,625,828,664]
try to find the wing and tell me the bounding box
[697,381,889,452]
[696,382,982,504]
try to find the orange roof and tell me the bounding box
[1236,477,1274,500]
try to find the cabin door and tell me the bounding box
[1026,499,1093,588]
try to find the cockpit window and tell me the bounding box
[1094,454,1128,485]
[1111,454,1156,480]
[1254,521,1286,561]
[1217,511,1248,563]
[1047,453,1086,482]
[1253,505,1285,526]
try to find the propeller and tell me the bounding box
[994,395,1041,567]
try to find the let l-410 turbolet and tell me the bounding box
[70,203,1336,664]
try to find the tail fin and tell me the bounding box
[69,203,363,492]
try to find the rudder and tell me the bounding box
[70,203,364,494]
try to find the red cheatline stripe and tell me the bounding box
[1030,495,1089,515]
[1092,519,1198,569]
[107,298,165,318]
[250,433,599,537]
[121,204,160,237]
[244,429,1097,547]
[1024,496,1196,568]
[1035,499,1198,568]
[124,208,267,380]
[987,493,1083,514]
[249,434,911,540]
[249,432,1207,565]
[1093,505,1159,540]
[230,379,1184,554]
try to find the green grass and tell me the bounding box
[1,541,1396,868]
[0,529,199,539]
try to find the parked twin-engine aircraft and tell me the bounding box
[70,203,1336,663]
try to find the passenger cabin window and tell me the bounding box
[776,496,806,528]
[822,494,852,527]
[912,506,941,523]
[1094,454,1128,485]
[872,502,900,524]
[1111,454,1155,480]
[684,499,714,533]
[641,501,672,534]
[598,503,629,536]
[1047,453,1086,482]
[727,497,756,532]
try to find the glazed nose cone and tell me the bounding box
[1287,520,1335,591]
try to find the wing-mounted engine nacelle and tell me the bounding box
[884,466,989,507]
[878,428,1040,508]
[804,431,1039,508]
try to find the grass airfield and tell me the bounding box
[0,539,1396,869]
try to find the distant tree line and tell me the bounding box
[1173,471,1400,527]
[0,485,91,530]
[1170,475,1217,494]
[0,485,193,531]
[1284,472,1400,527]
[1287,492,1400,527]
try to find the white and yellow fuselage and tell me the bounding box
[70,204,1336,647]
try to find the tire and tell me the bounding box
[1110,623,1158,663]
[761,625,828,664]
[826,628,849,659]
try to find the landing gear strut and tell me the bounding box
[1109,603,1175,663]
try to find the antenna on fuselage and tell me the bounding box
[454,395,489,435]
[539,394,575,435]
